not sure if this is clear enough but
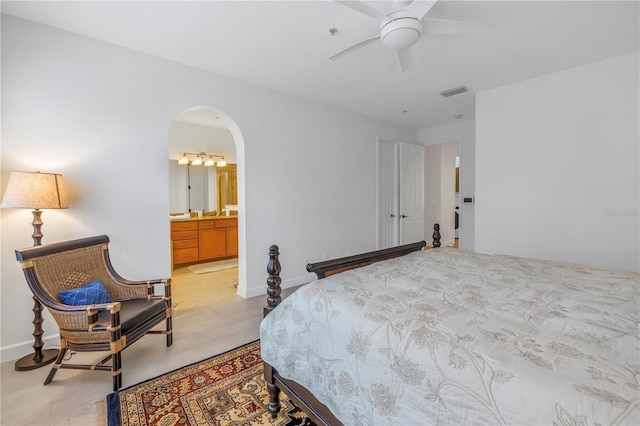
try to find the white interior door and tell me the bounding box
[399,143,425,244]
[377,139,399,249]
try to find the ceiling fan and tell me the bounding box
[331,0,478,72]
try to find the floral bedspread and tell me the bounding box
[260,248,640,425]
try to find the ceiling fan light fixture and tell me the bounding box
[380,14,422,50]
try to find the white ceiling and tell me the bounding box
[2,1,638,129]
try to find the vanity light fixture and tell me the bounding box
[178,152,226,167]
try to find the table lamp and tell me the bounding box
[1,171,68,370]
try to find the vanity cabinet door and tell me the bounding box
[199,228,226,260]
[226,227,238,257]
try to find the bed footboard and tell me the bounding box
[306,240,427,279]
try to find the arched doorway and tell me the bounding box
[167,106,247,311]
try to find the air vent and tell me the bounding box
[439,86,469,98]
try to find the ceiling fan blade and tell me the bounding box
[330,34,381,61]
[406,0,437,20]
[423,18,483,35]
[335,1,385,20]
[397,47,412,72]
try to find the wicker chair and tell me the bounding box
[15,235,173,391]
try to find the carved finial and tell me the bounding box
[433,223,441,248]
[265,245,282,316]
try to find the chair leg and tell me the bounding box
[44,346,67,385]
[166,317,173,347]
[113,373,121,391]
[112,350,122,391]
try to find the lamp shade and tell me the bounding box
[1,171,68,209]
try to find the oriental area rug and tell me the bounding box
[106,340,314,426]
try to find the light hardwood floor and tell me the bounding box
[0,265,295,425]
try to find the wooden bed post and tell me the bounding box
[433,223,441,247]
[263,245,282,317]
[263,245,282,418]
[264,363,281,418]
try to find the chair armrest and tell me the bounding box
[46,301,123,333]
[116,277,170,286]
[86,302,122,332]
[109,278,172,300]
[44,299,121,313]
[88,301,121,313]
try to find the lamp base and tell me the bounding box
[14,348,58,371]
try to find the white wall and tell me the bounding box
[418,119,476,250]
[476,51,639,271]
[0,16,416,361]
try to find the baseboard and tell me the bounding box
[443,238,456,247]
[0,334,60,364]
[243,274,312,299]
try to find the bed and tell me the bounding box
[260,225,640,425]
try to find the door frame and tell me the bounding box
[376,138,425,249]
[423,138,461,248]
[168,106,248,297]
[376,137,399,249]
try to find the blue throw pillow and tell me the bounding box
[58,280,112,306]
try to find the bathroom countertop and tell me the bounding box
[170,215,238,222]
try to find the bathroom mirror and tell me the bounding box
[169,161,237,213]
[216,164,237,211]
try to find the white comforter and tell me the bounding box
[260,248,640,425]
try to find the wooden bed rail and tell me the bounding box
[306,240,427,279]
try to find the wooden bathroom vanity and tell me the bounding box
[170,216,238,266]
